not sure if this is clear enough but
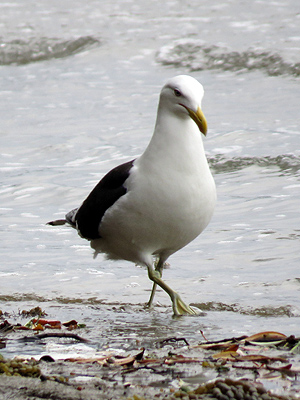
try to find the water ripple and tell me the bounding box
[0,36,100,65]
[194,301,299,317]
[157,39,300,78]
[208,154,300,175]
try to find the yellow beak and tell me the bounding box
[186,106,208,136]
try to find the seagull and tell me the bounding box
[48,75,216,315]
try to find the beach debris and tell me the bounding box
[0,315,86,333]
[19,332,89,343]
[174,377,294,400]
[157,337,190,348]
[21,306,47,318]
[0,355,40,377]
[0,310,299,398]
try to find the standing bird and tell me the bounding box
[48,75,216,315]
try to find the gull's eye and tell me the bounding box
[174,88,182,97]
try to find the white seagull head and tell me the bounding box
[159,75,207,135]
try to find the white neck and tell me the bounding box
[138,106,209,176]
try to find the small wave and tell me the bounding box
[194,301,298,317]
[0,293,47,303]
[0,36,100,65]
[0,294,104,304]
[208,154,300,175]
[156,39,300,77]
[1,295,298,318]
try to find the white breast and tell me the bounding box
[96,116,216,265]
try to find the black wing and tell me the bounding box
[72,159,135,240]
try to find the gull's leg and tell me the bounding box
[146,282,157,309]
[146,259,164,308]
[146,263,199,316]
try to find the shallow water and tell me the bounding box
[0,0,300,359]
